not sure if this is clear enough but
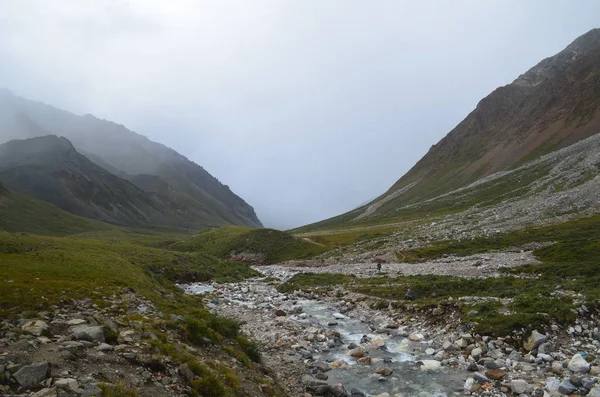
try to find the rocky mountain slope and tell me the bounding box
[301,28,600,231]
[0,91,262,230]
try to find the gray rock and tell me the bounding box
[557,379,576,395]
[350,389,366,397]
[54,378,78,391]
[473,372,489,384]
[13,362,49,389]
[80,383,102,397]
[71,326,105,343]
[588,385,600,397]
[568,353,590,373]
[524,330,547,351]
[21,320,49,337]
[511,379,533,394]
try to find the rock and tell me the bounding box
[66,319,86,325]
[408,333,423,342]
[332,313,346,320]
[418,360,441,371]
[330,383,347,397]
[274,309,286,317]
[22,320,49,337]
[405,289,417,300]
[13,362,49,389]
[315,373,328,381]
[425,348,435,355]
[473,372,489,384]
[32,389,57,397]
[511,379,533,394]
[375,367,392,376]
[558,379,576,395]
[71,326,105,342]
[329,360,348,369]
[538,353,554,362]
[260,384,273,394]
[179,364,195,382]
[552,361,564,374]
[454,338,468,348]
[357,357,372,365]
[588,385,600,397]
[306,383,330,396]
[348,347,365,358]
[385,322,399,329]
[97,343,114,351]
[485,369,506,380]
[471,347,482,359]
[350,389,366,397]
[568,353,590,373]
[467,361,478,372]
[545,377,560,392]
[54,378,78,391]
[524,330,547,351]
[314,362,330,372]
[464,378,475,392]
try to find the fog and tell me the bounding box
[1,1,598,229]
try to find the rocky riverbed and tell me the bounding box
[185,274,600,397]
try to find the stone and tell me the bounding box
[357,357,372,364]
[13,362,49,389]
[524,330,547,351]
[471,347,482,359]
[66,319,86,325]
[545,377,560,392]
[408,333,423,342]
[348,347,365,358]
[274,309,286,317]
[71,326,105,343]
[464,378,475,391]
[350,389,366,397]
[568,353,590,373]
[330,384,347,397]
[22,320,49,337]
[314,362,330,372]
[375,367,392,376]
[557,379,576,395]
[485,369,506,380]
[455,338,468,349]
[588,385,600,397]
[418,360,441,371]
[538,353,554,362]
[473,372,489,384]
[32,389,57,397]
[260,384,273,394]
[425,348,435,355]
[54,378,78,391]
[329,360,348,369]
[511,379,533,394]
[97,343,114,351]
[552,361,564,374]
[332,313,346,319]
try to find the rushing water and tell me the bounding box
[182,283,465,396]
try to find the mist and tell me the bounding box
[1,1,599,229]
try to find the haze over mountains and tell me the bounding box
[0,90,262,231]
[301,28,600,231]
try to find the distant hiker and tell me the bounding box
[376,262,382,272]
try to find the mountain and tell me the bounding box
[299,28,600,231]
[0,92,262,229]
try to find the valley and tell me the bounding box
[0,25,600,397]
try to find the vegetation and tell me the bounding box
[280,214,600,336]
[164,226,330,263]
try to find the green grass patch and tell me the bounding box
[166,226,330,264]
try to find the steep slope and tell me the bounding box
[301,28,600,231]
[0,91,262,228]
[0,178,117,235]
[0,136,177,227]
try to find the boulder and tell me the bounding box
[348,347,365,358]
[558,379,576,395]
[13,362,49,389]
[54,378,78,391]
[510,379,533,394]
[524,330,547,351]
[22,320,49,337]
[568,354,590,373]
[71,326,105,343]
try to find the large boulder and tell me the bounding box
[13,362,49,389]
[523,330,547,351]
[21,320,49,337]
[568,354,590,373]
[71,326,105,342]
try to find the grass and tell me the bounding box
[279,214,600,336]
[164,226,330,264]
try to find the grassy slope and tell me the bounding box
[0,230,266,396]
[0,188,117,236]
[163,226,330,264]
[280,215,600,336]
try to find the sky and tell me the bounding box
[0,1,599,229]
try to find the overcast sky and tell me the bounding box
[0,1,598,229]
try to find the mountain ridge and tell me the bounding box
[0,92,263,230]
[298,28,600,231]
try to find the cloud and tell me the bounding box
[1,0,599,229]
